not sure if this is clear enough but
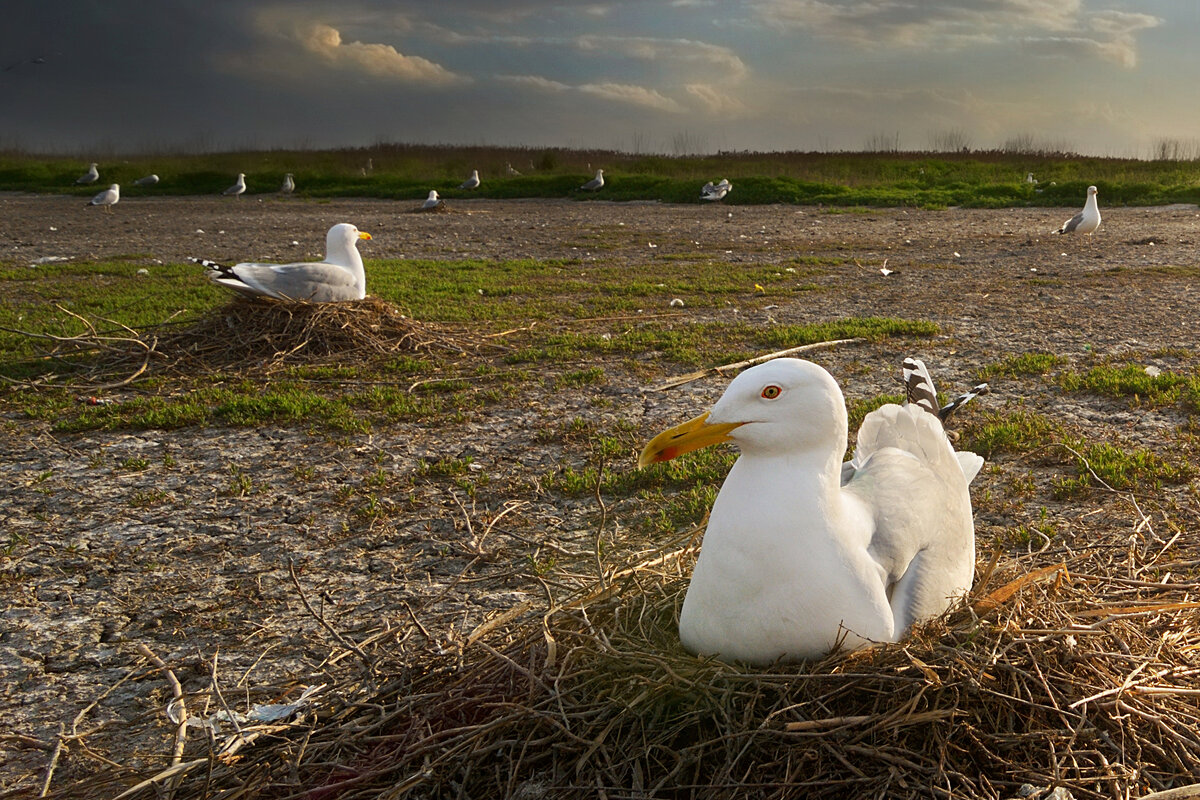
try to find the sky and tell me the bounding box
[2,0,1197,157]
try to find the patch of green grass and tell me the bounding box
[978,352,1065,380]
[959,409,1060,457]
[1060,364,1199,408]
[1053,440,1191,497]
[754,317,940,350]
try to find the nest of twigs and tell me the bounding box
[407,202,452,213]
[52,518,1200,800]
[4,297,470,388]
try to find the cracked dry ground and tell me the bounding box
[1,195,1198,793]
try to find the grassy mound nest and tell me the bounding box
[4,297,472,389]
[52,521,1200,800]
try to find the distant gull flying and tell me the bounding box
[580,169,605,191]
[76,163,99,184]
[223,173,247,198]
[86,184,119,212]
[459,170,480,190]
[192,223,372,303]
[1055,185,1100,235]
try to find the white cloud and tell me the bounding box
[496,74,570,92]
[750,0,1159,67]
[685,84,747,115]
[575,35,749,81]
[579,82,687,113]
[296,23,466,84]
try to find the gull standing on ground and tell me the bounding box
[580,169,604,191]
[1025,172,1037,184]
[280,173,295,194]
[639,357,983,663]
[223,173,247,198]
[86,184,120,212]
[459,170,480,190]
[506,162,521,176]
[76,163,99,184]
[192,223,372,302]
[1055,185,1101,235]
[422,190,443,209]
[134,174,159,186]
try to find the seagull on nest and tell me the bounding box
[76,163,99,184]
[192,223,372,302]
[1055,185,1100,235]
[422,190,443,210]
[86,184,120,212]
[639,357,983,663]
[459,170,480,190]
[580,169,605,191]
[223,173,247,198]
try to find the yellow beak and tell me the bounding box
[359,231,372,240]
[637,412,744,469]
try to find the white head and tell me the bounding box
[597,169,604,177]
[428,190,439,200]
[1087,185,1098,196]
[709,359,847,457]
[110,183,119,191]
[639,358,848,468]
[238,173,245,180]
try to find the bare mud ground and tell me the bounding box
[1,195,1199,795]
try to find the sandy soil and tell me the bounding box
[1,194,1198,794]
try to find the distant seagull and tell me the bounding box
[459,170,480,190]
[76,163,99,184]
[422,190,443,209]
[506,162,521,176]
[134,174,159,186]
[1055,185,1101,235]
[192,223,373,302]
[580,169,605,191]
[366,158,374,172]
[1025,172,1038,185]
[87,184,119,212]
[280,173,295,194]
[224,173,246,198]
[701,178,732,201]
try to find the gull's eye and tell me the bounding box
[761,385,782,400]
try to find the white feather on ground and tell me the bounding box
[193,223,372,302]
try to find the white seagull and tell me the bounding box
[1055,185,1101,235]
[193,223,373,303]
[1025,172,1037,185]
[459,170,480,190]
[280,173,295,194]
[76,163,99,184]
[223,173,247,198]
[86,184,120,212]
[639,357,983,663]
[506,162,521,176]
[422,190,443,209]
[134,174,159,186]
[580,169,605,191]
[701,178,732,201]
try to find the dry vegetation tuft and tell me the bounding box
[47,508,1200,800]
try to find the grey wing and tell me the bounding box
[1060,211,1084,233]
[227,262,357,302]
[843,404,977,632]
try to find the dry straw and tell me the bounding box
[46,515,1200,800]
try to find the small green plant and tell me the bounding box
[978,352,1064,380]
[224,465,255,497]
[119,456,150,471]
